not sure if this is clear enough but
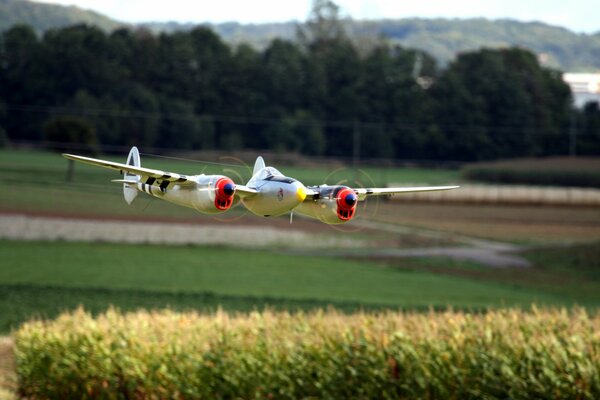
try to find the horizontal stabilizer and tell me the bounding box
[62,153,196,185]
[111,179,138,184]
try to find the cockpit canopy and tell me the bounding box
[256,166,284,179]
[255,166,297,184]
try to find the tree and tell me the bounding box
[1,21,589,160]
[577,101,600,155]
[297,0,348,46]
[0,102,8,148]
[188,27,232,114]
[42,25,118,101]
[432,48,571,160]
[359,44,438,159]
[262,39,306,113]
[157,97,209,150]
[295,110,326,156]
[109,83,160,148]
[43,116,98,153]
[1,25,48,140]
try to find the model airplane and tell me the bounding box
[63,147,459,224]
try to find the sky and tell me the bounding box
[34,0,600,33]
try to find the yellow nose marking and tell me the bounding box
[296,186,307,202]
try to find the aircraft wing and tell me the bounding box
[234,184,259,199]
[353,185,459,201]
[62,153,196,184]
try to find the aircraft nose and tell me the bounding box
[295,183,307,202]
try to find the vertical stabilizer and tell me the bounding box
[252,156,265,176]
[123,147,140,205]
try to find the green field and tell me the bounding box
[0,148,461,220]
[2,149,600,398]
[2,148,600,329]
[1,148,460,186]
[2,240,599,333]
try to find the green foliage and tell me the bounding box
[207,18,600,72]
[43,116,98,154]
[0,103,7,147]
[0,283,426,334]
[15,308,600,399]
[0,127,7,148]
[1,238,600,333]
[578,102,600,155]
[432,48,572,160]
[297,0,348,46]
[0,21,596,160]
[4,0,600,72]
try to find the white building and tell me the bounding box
[563,73,600,108]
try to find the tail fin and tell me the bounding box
[123,147,140,205]
[252,156,265,176]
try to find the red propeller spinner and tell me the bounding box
[336,187,358,221]
[214,177,236,210]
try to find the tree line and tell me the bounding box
[0,4,598,160]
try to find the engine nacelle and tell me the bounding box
[295,185,358,224]
[160,174,236,214]
[336,187,357,221]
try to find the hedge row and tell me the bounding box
[15,308,600,399]
[462,166,600,188]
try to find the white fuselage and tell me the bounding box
[242,167,307,217]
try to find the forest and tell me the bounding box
[1,2,599,161]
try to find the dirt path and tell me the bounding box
[0,212,532,268]
[347,219,531,268]
[288,245,530,268]
[0,213,356,249]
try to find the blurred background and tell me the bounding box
[1,0,599,341]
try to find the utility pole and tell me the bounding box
[353,120,360,181]
[569,109,577,157]
[65,159,74,182]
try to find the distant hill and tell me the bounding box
[144,18,600,72]
[365,18,600,71]
[2,0,600,72]
[0,0,122,33]
[194,18,600,72]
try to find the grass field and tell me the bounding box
[1,240,599,333]
[1,149,600,398]
[0,148,461,222]
[1,148,460,187]
[3,149,599,245]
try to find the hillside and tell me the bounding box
[0,0,122,33]
[144,18,600,71]
[369,18,600,71]
[197,18,600,71]
[2,0,600,71]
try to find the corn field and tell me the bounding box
[15,307,600,399]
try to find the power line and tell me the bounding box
[1,102,594,136]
